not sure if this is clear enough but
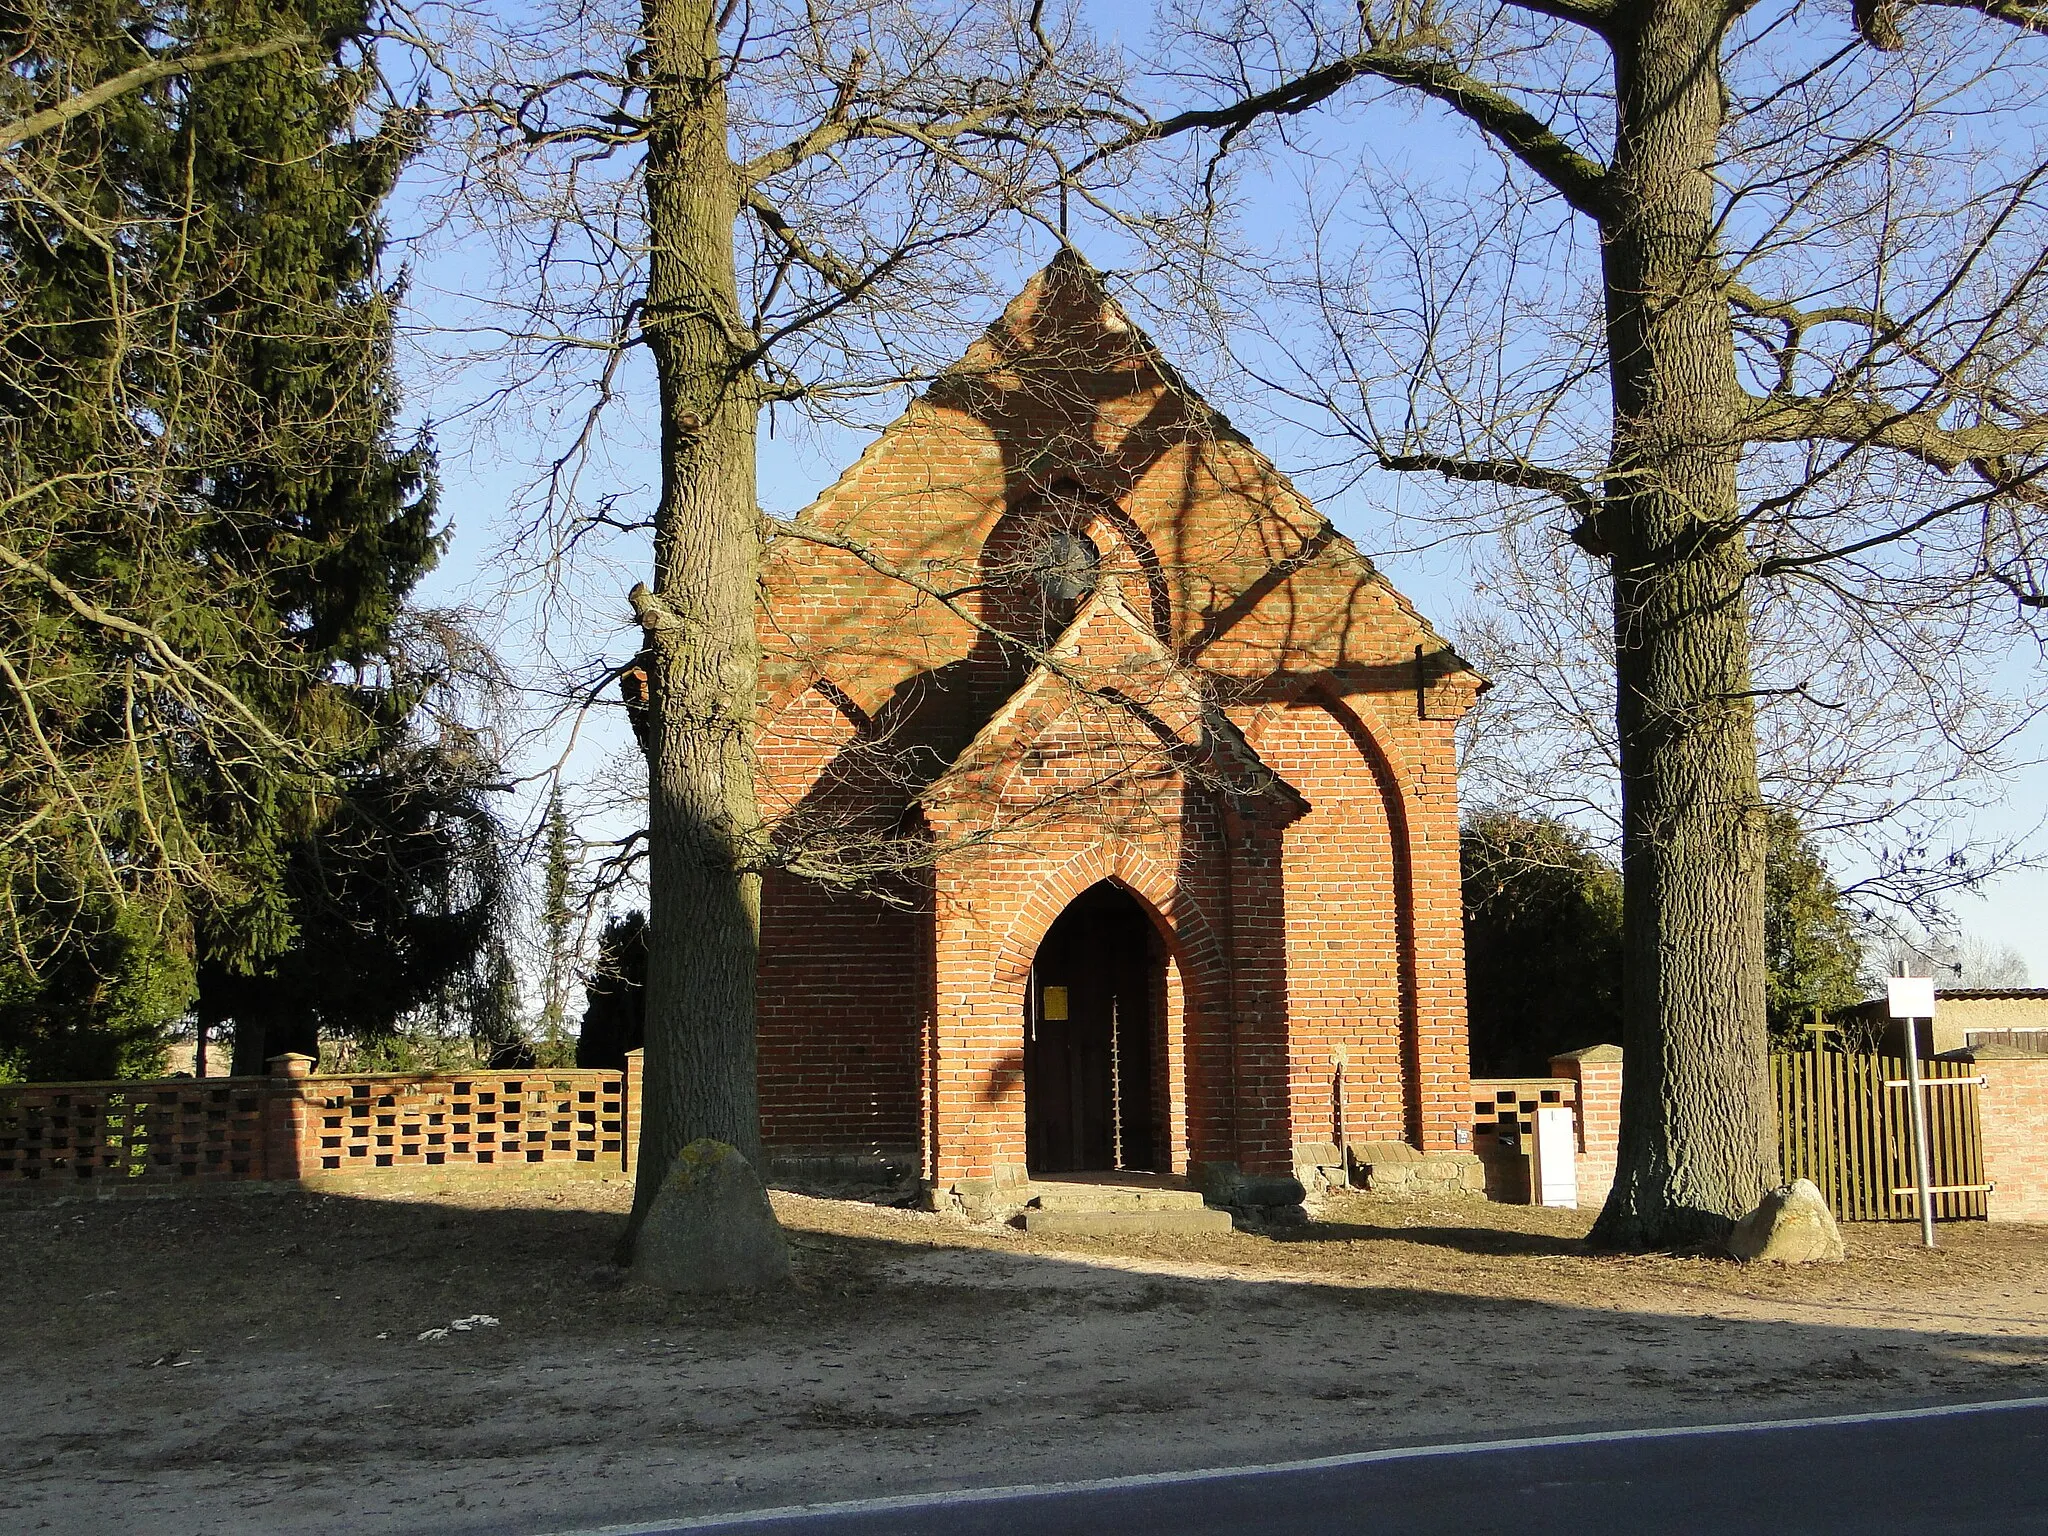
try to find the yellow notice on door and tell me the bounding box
[1041,985,1069,1021]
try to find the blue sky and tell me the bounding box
[391,0,2048,984]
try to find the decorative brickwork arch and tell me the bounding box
[983,479,1173,644]
[968,843,1213,1176]
[988,840,1204,990]
[1244,684,1428,1147]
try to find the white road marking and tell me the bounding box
[532,1394,2048,1535]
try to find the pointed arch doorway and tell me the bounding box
[1025,881,1160,1174]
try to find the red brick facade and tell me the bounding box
[755,255,1482,1194]
[1969,1049,2048,1223]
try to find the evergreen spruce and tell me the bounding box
[205,725,513,1072]
[575,912,646,1071]
[1463,808,1866,1076]
[1761,813,1866,1050]
[0,0,439,1073]
[540,787,575,1051]
[1461,811,1625,1077]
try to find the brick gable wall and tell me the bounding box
[751,255,1478,1187]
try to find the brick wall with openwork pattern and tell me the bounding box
[1469,1075,1581,1203]
[0,1079,270,1186]
[302,1070,628,1174]
[0,1052,642,1195]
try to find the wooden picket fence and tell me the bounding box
[1771,1052,1988,1222]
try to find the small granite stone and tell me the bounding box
[1727,1178,1845,1265]
[1195,1160,1244,1206]
[1236,1173,1308,1210]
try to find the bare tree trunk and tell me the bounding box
[619,0,768,1257]
[1589,0,1777,1248]
[1114,0,2048,1248]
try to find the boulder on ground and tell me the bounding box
[1237,1172,1309,1210]
[631,1139,792,1291]
[1727,1178,1845,1264]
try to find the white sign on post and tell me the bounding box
[1885,974,1940,1250]
[1888,976,1937,1020]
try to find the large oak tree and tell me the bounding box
[446,0,1125,1250]
[1113,0,2048,1244]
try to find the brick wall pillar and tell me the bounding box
[1403,713,1473,1154]
[1968,1046,2048,1224]
[622,1049,644,1174]
[264,1053,315,1182]
[1551,1044,1622,1212]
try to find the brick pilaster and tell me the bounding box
[264,1053,315,1183]
[1964,1046,2048,1223]
[1551,1044,1622,1211]
[622,1049,644,1174]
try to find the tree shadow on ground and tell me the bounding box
[1264,1218,1587,1258]
[6,1180,2048,1536]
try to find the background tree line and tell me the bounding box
[1466,807,1854,1076]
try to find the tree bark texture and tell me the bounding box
[622,0,769,1254]
[1588,0,1779,1248]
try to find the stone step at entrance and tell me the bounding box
[1025,1180,1206,1212]
[1015,1173,1234,1236]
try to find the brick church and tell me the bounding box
[753,254,1479,1209]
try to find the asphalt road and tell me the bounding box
[541,1397,2048,1536]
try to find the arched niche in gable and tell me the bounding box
[980,478,1173,648]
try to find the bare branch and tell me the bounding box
[0,35,312,150]
[1378,449,1601,523]
[1846,0,2048,47]
[1100,40,1612,218]
[1503,0,1618,29]
[1742,392,2048,477]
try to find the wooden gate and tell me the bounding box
[1771,1053,1988,1222]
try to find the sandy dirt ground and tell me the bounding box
[4,1175,2047,1535]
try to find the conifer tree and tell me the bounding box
[1762,813,1866,1048]
[204,723,514,1072]
[0,0,439,1073]
[1462,811,1625,1077]
[575,911,646,1072]
[540,786,575,1051]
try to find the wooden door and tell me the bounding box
[1025,884,1155,1174]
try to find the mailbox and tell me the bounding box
[1531,1105,1577,1209]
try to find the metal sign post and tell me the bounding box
[1903,1020,1938,1249]
[1888,974,1938,1249]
